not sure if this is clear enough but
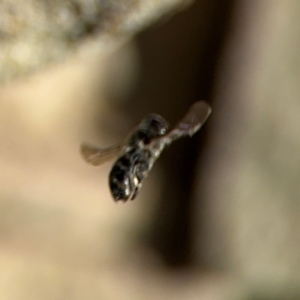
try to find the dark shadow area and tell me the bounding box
[119,0,236,268]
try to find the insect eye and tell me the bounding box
[159,126,167,135]
[143,114,169,137]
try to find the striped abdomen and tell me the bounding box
[109,149,153,201]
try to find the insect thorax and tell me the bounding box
[128,114,169,147]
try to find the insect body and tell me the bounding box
[108,114,168,200]
[80,101,212,202]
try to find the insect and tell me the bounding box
[80,101,212,202]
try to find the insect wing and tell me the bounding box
[164,101,212,143]
[80,143,125,166]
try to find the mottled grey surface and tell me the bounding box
[0,0,191,82]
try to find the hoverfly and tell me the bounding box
[80,101,212,202]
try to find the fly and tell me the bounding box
[80,101,212,202]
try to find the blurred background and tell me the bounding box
[0,0,300,299]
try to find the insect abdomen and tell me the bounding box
[109,153,133,201]
[109,149,152,201]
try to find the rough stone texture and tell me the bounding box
[0,0,191,83]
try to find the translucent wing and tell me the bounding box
[162,101,212,145]
[80,143,125,166]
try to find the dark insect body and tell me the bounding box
[109,114,168,201]
[80,101,212,202]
